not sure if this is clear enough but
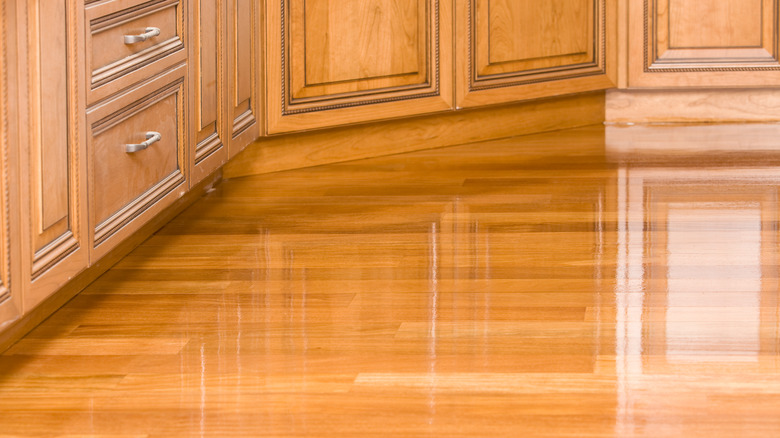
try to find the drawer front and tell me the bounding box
[86,0,185,104]
[87,65,186,256]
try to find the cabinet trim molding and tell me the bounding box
[268,0,453,133]
[279,0,441,116]
[0,0,12,305]
[466,0,609,92]
[26,0,87,282]
[642,0,780,73]
[89,74,187,248]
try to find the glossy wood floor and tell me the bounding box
[2,124,780,437]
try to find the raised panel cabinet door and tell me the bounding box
[629,0,780,86]
[227,0,261,156]
[87,66,187,260]
[456,0,617,108]
[84,0,187,105]
[189,0,229,184]
[0,0,22,327]
[17,0,88,311]
[267,0,453,133]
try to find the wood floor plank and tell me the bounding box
[3,125,780,436]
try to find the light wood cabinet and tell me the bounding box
[87,65,187,260]
[16,0,89,310]
[628,0,780,87]
[2,0,628,343]
[85,0,188,259]
[0,0,22,327]
[266,0,453,133]
[85,0,187,104]
[456,0,617,108]
[189,0,260,180]
[227,0,261,154]
[189,0,228,183]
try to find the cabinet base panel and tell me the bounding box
[0,171,223,354]
[607,89,780,124]
[224,92,606,179]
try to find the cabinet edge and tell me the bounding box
[0,169,222,354]
[224,91,607,179]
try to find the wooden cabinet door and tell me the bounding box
[630,0,780,87]
[227,0,262,156]
[456,0,617,108]
[0,0,22,327]
[87,66,187,260]
[267,0,453,134]
[17,0,88,310]
[190,0,229,184]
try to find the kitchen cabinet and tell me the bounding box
[190,0,261,179]
[16,0,89,310]
[85,0,188,259]
[456,0,617,108]
[628,0,780,87]
[227,0,262,153]
[0,0,22,327]
[189,0,228,183]
[1,0,628,346]
[87,66,187,260]
[265,0,453,133]
[84,0,187,104]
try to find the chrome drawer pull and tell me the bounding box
[126,132,161,153]
[123,27,161,44]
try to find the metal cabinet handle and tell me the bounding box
[126,132,161,153]
[124,27,161,44]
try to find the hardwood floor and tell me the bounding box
[2,124,780,436]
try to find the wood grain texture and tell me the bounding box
[16,0,89,312]
[606,123,780,156]
[482,0,591,71]
[629,0,780,87]
[0,170,221,354]
[295,0,425,95]
[0,0,22,328]
[669,0,761,48]
[226,0,262,157]
[3,125,780,436]
[189,0,229,185]
[616,0,629,87]
[84,0,187,104]
[224,92,605,179]
[606,89,780,123]
[86,64,187,260]
[455,0,617,108]
[267,0,452,133]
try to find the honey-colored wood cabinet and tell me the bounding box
[87,66,188,260]
[189,0,229,184]
[628,0,780,87]
[0,0,22,327]
[2,0,630,344]
[266,0,453,133]
[85,0,188,260]
[190,0,261,178]
[84,0,187,105]
[16,0,89,310]
[227,0,262,154]
[456,0,617,108]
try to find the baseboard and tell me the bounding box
[224,91,606,179]
[606,89,780,124]
[605,123,780,166]
[0,171,222,354]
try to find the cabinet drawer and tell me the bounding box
[86,0,185,104]
[87,65,187,258]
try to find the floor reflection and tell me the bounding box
[608,125,780,435]
[4,126,780,435]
